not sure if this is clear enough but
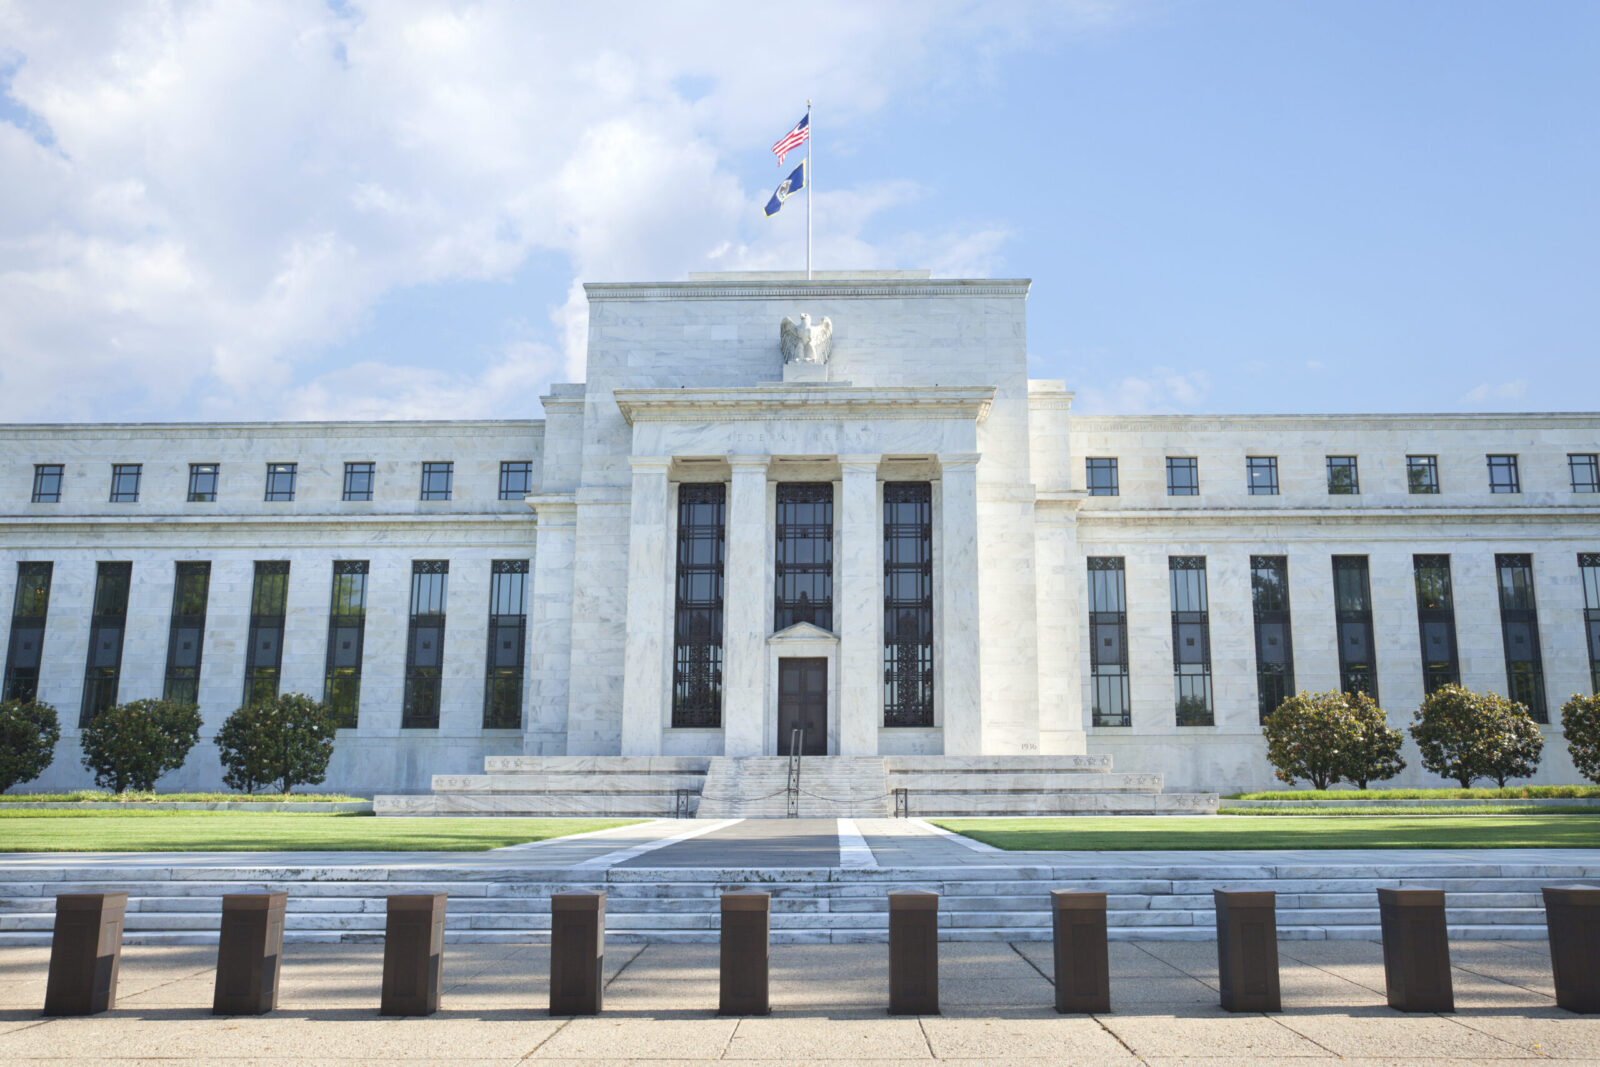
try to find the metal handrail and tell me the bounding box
[786,728,804,818]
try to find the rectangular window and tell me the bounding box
[3,562,53,703]
[1495,553,1547,722]
[483,560,529,729]
[1087,557,1130,728]
[1570,454,1600,494]
[162,562,211,706]
[1412,555,1460,695]
[775,483,833,631]
[343,462,375,501]
[324,561,368,729]
[1170,557,1213,726]
[1085,458,1118,496]
[1166,457,1199,496]
[187,463,218,502]
[403,561,448,728]
[884,482,934,727]
[1326,455,1359,495]
[1581,553,1600,695]
[1407,455,1440,495]
[31,464,63,503]
[1333,556,1378,701]
[499,461,533,500]
[673,484,726,727]
[1247,456,1279,495]
[110,464,141,503]
[264,463,297,502]
[79,561,132,725]
[1487,454,1520,494]
[1250,556,1294,722]
[420,462,453,501]
[243,561,289,707]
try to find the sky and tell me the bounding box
[0,0,1594,423]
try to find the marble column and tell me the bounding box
[524,496,577,755]
[619,458,672,756]
[837,455,882,755]
[938,454,984,755]
[722,456,770,756]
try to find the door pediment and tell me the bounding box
[767,621,838,644]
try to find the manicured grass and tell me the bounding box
[0,810,641,852]
[933,814,1600,852]
[1230,804,1599,816]
[0,791,367,803]
[1228,785,1600,800]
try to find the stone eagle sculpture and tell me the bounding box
[780,313,833,365]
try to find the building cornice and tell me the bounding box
[0,420,545,439]
[1070,412,1600,433]
[614,385,996,426]
[0,512,535,531]
[1076,505,1600,525]
[585,279,1031,302]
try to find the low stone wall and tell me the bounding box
[2,801,374,813]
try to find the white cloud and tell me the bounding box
[0,0,1133,422]
[1073,366,1211,414]
[1461,379,1528,405]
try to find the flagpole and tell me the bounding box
[805,99,812,280]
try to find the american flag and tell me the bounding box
[771,113,809,165]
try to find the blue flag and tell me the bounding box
[764,160,806,218]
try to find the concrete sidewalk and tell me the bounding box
[0,938,1592,1064]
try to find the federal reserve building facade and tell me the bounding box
[3,270,1598,800]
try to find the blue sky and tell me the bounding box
[0,1,1594,422]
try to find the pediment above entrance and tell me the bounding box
[767,621,839,644]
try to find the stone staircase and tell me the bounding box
[885,756,1218,815]
[374,757,709,817]
[696,757,892,818]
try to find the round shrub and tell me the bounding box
[79,698,202,794]
[1262,690,1361,790]
[1339,691,1407,789]
[0,699,61,792]
[1410,684,1544,788]
[215,693,341,795]
[1560,693,1600,784]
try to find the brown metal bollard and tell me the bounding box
[380,894,446,1016]
[1543,885,1600,1013]
[1051,890,1110,1013]
[1214,890,1280,1012]
[888,891,939,1015]
[720,893,770,1016]
[42,893,128,1016]
[213,892,288,1015]
[1377,888,1454,1012]
[550,892,605,1015]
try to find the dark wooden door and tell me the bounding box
[778,657,827,755]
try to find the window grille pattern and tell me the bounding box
[110,464,141,503]
[1326,456,1359,495]
[1581,553,1600,695]
[1333,556,1378,701]
[499,461,533,500]
[162,562,210,706]
[1570,454,1600,494]
[80,561,132,725]
[1085,458,1118,496]
[420,462,453,501]
[32,465,63,503]
[672,483,725,727]
[1495,553,1546,721]
[483,560,529,729]
[1166,457,1199,496]
[343,462,374,501]
[1413,555,1460,695]
[244,561,290,708]
[1170,556,1213,726]
[187,464,218,502]
[1487,454,1520,493]
[1407,455,1440,495]
[775,483,833,631]
[1247,456,1278,495]
[3,562,52,703]
[324,561,368,728]
[1250,556,1294,721]
[883,482,934,727]
[403,561,448,728]
[1087,557,1130,727]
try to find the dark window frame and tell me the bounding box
[1412,554,1461,695]
[342,462,375,501]
[79,561,132,725]
[1333,555,1378,702]
[498,461,533,501]
[883,482,935,727]
[264,463,297,502]
[31,464,63,503]
[162,562,211,706]
[1570,454,1600,494]
[1165,457,1199,496]
[1326,455,1360,495]
[324,561,369,729]
[1170,556,1214,726]
[1407,454,1440,495]
[1495,553,1547,722]
[187,463,218,503]
[774,482,834,631]
[1250,555,1294,722]
[672,483,726,727]
[1246,456,1279,496]
[1580,552,1600,696]
[243,561,290,708]
[420,462,453,501]
[3,562,53,703]
[1087,557,1130,728]
[1487,454,1520,494]
[483,560,529,729]
[1085,457,1119,497]
[402,560,449,728]
[109,464,141,503]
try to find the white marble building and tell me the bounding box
[2,270,1597,794]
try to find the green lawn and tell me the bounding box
[933,814,1600,852]
[1229,785,1600,801]
[0,791,367,803]
[0,810,641,852]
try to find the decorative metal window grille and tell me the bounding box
[1495,554,1546,722]
[1570,454,1600,494]
[499,461,534,500]
[324,561,369,729]
[883,481,934,727]
[1407,455,1440,495]
[1085,458,1119,496]
[162,562,211,706]
[1487,454,1520,494]
[1326,456,1359,495]
[1166,457,1199,496]
[264,463,297,502]
[775,482,833,631]
[1246,456,1279,495]
[403,561,448,728]
[1581,553,1600,695]
[343,462,375,501]
[110,464,141,503]
[1412,555,1460,695]
[31,464,63,503]
[1250,556,1294,722]
[3,562,52,703]
[420,462,453,501]
[1170,556,1213,726]
[483,560,529,729]
[187,464,218,502]
[79,561,132,725]
[1332,556,1378,702]
[1087,557,1130,727]
[244,561,290,708]
[673,483,725,727]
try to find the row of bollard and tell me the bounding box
[38,885,1599,1018]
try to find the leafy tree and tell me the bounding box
[1340,691,1407,789]
[215,693,341,795]
[1262,691,1358,790]
[1559,693,1600,785]
[0,699,61,792]
[79,699,202,793]
[1411,684,1544,788]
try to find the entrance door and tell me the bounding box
[778,657,827,755]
